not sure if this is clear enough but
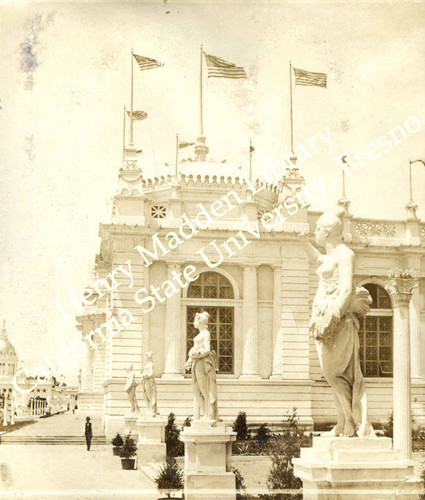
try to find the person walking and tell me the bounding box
[84,416,93,451]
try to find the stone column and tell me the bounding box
[240,265,259,379]
[270,265,283,379]
[407,255,421,379]
[162,263,183,378]
[410,285,421,379]
[386,270,418,460]
[11,395,15,425]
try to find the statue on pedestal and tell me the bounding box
[125,363,139,413]
[141,351,158,416]
[185,311,218,422]
[299,208,375,438]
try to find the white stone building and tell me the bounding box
[77,143,425,439]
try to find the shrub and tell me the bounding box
[383,412,393,438]
[111,433,124,447]
[262,407,311,500]
[165,413,184,457]
[231,466,246,490]
[233,411,250,441]
[420,462,425,500]
[181,416,192,430]
[383,411,420,440]
[120,433,137,459]
[255,423,271,445]
[155,457,184,494]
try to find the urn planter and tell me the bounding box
[120,458,136,470]
[119,433,138,470]
[113,446,121,456]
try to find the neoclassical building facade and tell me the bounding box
[77,145,425,438]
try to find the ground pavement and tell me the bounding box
[0,412,158,499]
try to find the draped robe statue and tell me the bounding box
[185,311,218,422]
[141,351,158,416]
[125,364,139,413]
[300,209,375,438]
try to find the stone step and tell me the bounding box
[0,435,107,445]
[294,459,415,482]
[301,447,398,463]
[334,449,398,463]
[313,436,392,450]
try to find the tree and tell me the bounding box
[263,408,311,500]
[233,411,250,441]
[165,413,184,457]
[155,457,183,497]
[119,433,137,459]
[111,433,124,447]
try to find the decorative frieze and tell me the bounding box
[355,222,396,237]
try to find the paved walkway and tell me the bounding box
[9,412,104,437]
[0,444,158,499]
[1,412,158,498]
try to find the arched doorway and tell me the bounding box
[358,283,393,377]
[186,271,235,374]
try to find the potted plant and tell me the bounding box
[154,457,184,499]
[111,432,124,456]
[120,433,137,470]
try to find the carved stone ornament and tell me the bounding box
[385,269,418,306]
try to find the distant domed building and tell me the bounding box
[0,321,18,392]
[77,138,425,439]
[0,321,65,421]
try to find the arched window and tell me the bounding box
[186,272,235,374]
[358,283,393,377]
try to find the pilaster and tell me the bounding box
[240,265,260,379]
[162,262,183,379]
[270,264,283,379]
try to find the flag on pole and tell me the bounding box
[133,54,163,71]
[204,53,247,79]
[293,67,327,88]
[249,144,255,153]
[126,110,148,121]
[178,140,195,149]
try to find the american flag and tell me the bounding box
[293,67,327,88]
[178,140,195,149]
[204,53,247,79]
[133,54,163,71]
[126,110,148,121]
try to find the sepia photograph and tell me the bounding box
[0,0,425,498]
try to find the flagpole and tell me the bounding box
[200,44,204,137]
[175,134,179,177]
[122,105,126,160]
[289,61,294,153]
[130,48,134,146]
[249,138,253,182]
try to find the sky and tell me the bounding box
[0,0,424,383]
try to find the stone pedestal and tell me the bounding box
[137,414,167,463]
[293,437,420,499]
[124,413,140,442]
[181,420,237,500]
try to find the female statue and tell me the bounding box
[300,208,374,438]
[125,363,139,413]
[141,351,157,416]
[185,311,218,422]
